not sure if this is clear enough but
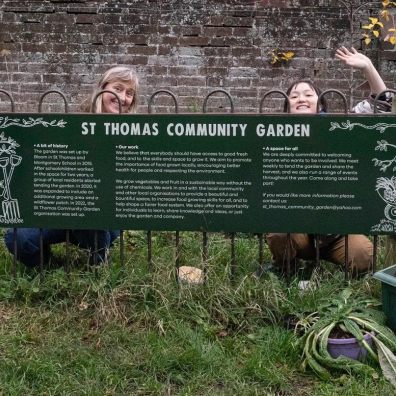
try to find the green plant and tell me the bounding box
[295,288,396,387]
[1,229,395,394]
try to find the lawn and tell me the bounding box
[0,231,394,395]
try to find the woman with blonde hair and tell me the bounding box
[5,65,139,268]
[81,65,139,114]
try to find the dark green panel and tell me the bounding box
[0,113,394,234]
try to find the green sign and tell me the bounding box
[0,113,395,234]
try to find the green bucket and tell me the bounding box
[373,264,396,334]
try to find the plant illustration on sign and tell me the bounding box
[373,140,396,172]
[375,177,396,222]
[0,116,66,129]
[329,120,396,134]
[0,132,21,222]
[0,117,65,225]
[372,140,396,224]
[329,120,396,231]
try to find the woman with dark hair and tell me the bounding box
[266,47,388,275]
[283,79,328,113]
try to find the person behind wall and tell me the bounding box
[4,66,139,267]
[266,47,390,275]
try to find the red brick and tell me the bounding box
[0,0,386,114]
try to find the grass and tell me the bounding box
[0,231,394,395]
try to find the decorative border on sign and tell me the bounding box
[329,120,396,134]
[0,116,66,129]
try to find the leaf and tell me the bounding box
[362,24,374,30]
[0,49,11,57]
[364,36,372,45]
[281,51,295,60]
[350,315,396,351]
[373,30,380,38]
[340,288,352,303]
[373,336,396,388]
[268,50,277,63]
[390,36,396,45]
[304,331,331,380]
[343,319,378,361]
[369,17,379,24]
[382,9,390,21]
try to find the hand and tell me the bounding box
[335,46,372,70]
[335,46,386,96]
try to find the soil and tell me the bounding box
[282,314,300,330]
[329,326,354,339]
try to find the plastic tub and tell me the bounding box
[327,332,373,361]
[373,264,396,333]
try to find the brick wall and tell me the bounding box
[0,0,392,113]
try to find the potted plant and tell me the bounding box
[294,288,396,386]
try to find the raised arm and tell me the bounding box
[335,46,386,95]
